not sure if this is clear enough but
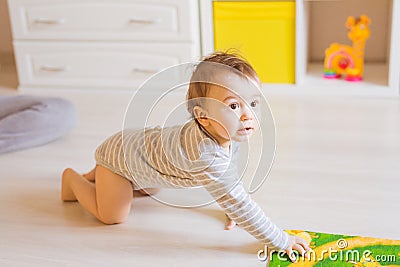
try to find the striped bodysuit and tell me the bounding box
[95,120,289,251]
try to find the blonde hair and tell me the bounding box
[186,50,259,118]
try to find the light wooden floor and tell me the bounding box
[1,61,400,266]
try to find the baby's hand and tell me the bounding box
[285,235,311,262]
[225,214,237,230]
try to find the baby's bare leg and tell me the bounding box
[61,168,78,201]
[61,166,133,224]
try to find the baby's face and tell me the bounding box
[203,73,261,147]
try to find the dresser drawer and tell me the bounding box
[14,41,197,89]
[8,0,199,42]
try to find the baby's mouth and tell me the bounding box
[238,127,254,135]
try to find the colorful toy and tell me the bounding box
[324,15,371,82]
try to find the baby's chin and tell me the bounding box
[232,134,254,143]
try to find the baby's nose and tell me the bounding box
[240,114,253,121]
[240,107,253,121]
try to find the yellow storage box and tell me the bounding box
[213,1,295,84]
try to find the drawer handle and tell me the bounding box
[40,65,68,72]
[33,18,66,25]
[132,68,158,74]
[129,18,160,25]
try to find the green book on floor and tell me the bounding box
[264,230,400,266]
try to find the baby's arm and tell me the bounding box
[201,175,310,257]
[225,213,310,261]
[208,181,289,250]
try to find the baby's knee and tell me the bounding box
[98,208,129,225]
[98,214,127,225]
[62,168,75,179]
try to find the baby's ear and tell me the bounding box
[193,106,209,127]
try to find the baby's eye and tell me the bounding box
[230,103,239,110]
[250,101,258,108]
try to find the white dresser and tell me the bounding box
[7,0,201,90]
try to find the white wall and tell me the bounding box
[0,0,13,55]
[308,0,390,63]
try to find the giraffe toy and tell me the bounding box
[323,15,371,81]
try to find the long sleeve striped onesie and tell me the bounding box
[95,120,289,251]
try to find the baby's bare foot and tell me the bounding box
[83,168,96,182]
[61,168,77,201]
